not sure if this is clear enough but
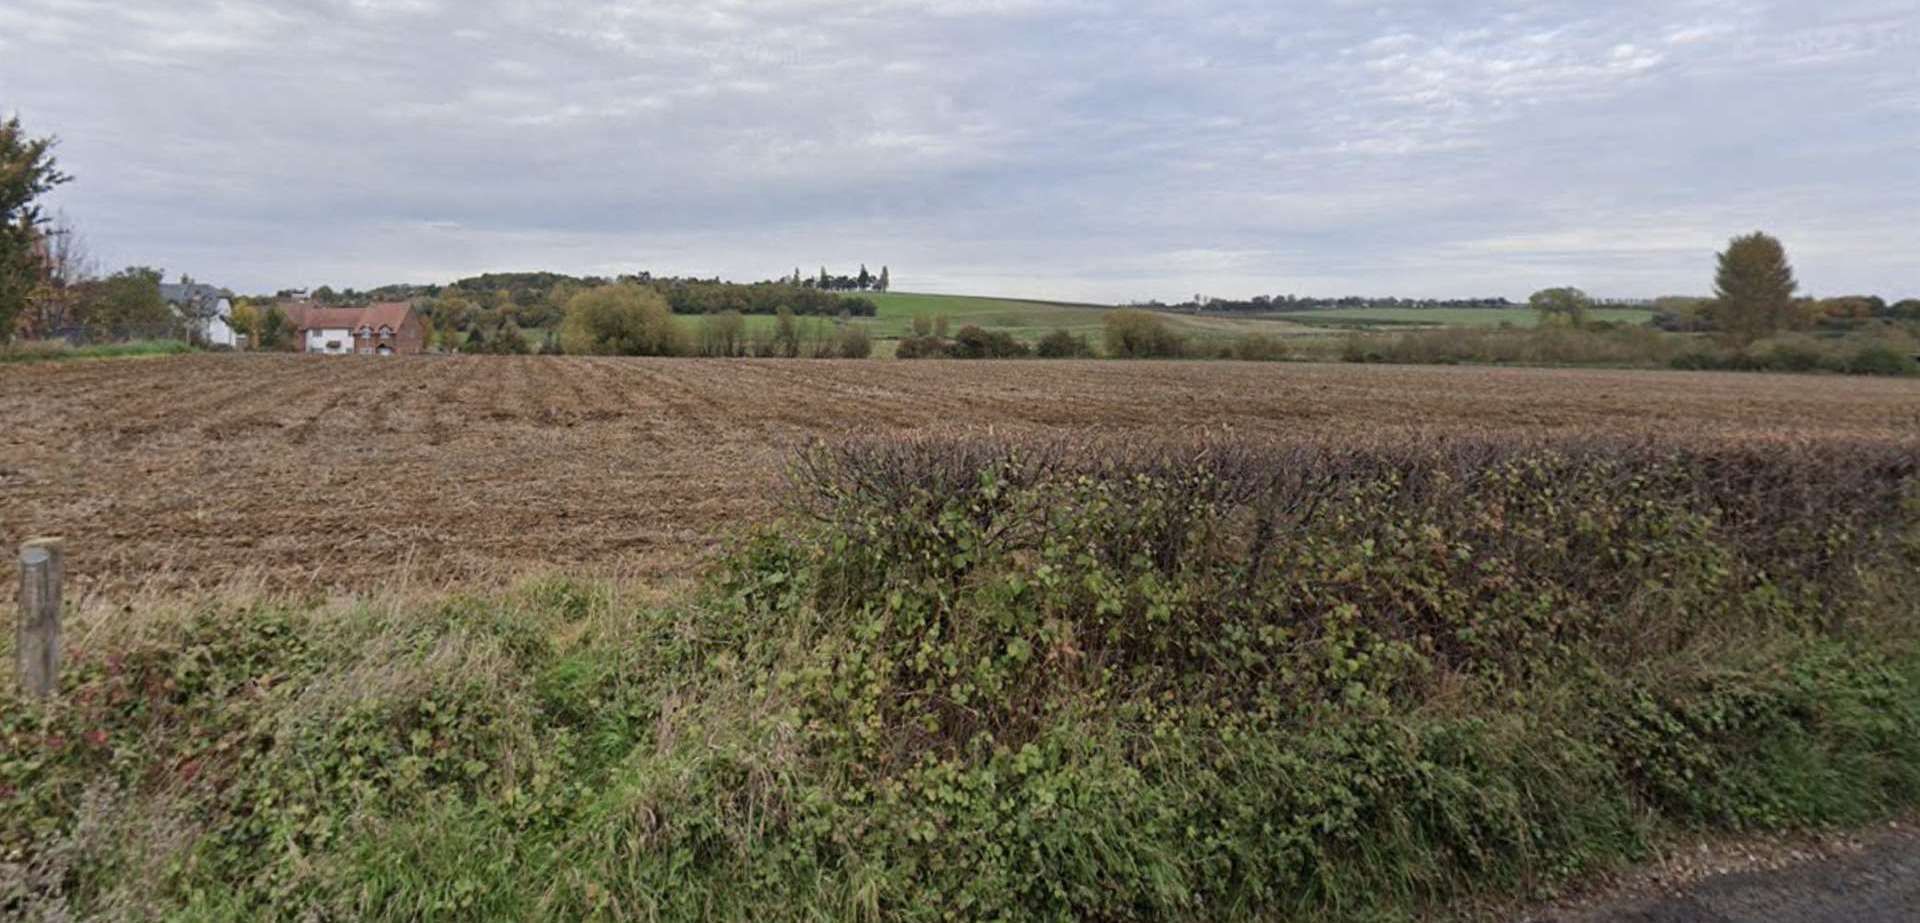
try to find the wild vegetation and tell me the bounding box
[4,432,1917,920]
[0,338,191,363]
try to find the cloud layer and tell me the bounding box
[3,0,1915,299]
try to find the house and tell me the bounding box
[159,282,238,348]
[294,302,426,355]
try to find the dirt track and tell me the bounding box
[3,355,1917,598]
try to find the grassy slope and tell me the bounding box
[673,294,1659,352]
[1265,306,1659,329]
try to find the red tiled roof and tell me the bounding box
[294,302,416,333]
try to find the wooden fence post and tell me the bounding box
[18,538,64,698]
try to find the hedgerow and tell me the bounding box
[3,436,1917,921]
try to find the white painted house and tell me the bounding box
[304,321,355,354]
[159,282,238,348]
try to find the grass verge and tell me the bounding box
[0,340,194,364]
[4,435,1917,920]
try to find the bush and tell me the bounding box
[1840,345,1920,376]
[949,325,1030,359]
[559,284,682,356]
[1035,328,1095,358]
[696,311,746,357]
[894,335,949,359]
[1231,332,1288,361]
[832,324,872,359]
[1103,309,1184,358]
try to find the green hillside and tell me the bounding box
[669,293,1660,355]
[1264,306,1658,329]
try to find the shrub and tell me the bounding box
[1103,309,1184,358]
[559,284,682,356]
[832,324,872,359]
[894,335,948,359]
[1840,345,1919,376]
[1231,332,1289,361]
[697,311,747,357]
[949,325,1030,359]
[1036,328,1095,358]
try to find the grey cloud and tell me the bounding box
[1,0,1913,299]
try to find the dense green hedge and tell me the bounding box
[4,436,1918,920]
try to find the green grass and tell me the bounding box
[0,339,194,363]
[622,292,1676,363]
[1265,306,1657,329]
[662,294,1659,356]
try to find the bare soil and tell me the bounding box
[4,355,1917,598]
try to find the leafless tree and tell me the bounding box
[21,212,95,338]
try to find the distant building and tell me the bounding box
[293,302,425,355]
[158,282,238,348]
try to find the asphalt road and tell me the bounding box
[1530,827,1920,923]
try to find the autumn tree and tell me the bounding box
[559,284,680,356]
[16,213,92,338]
[228,303,261,347]
[1708,232,1804,345]
[1,116,72,340]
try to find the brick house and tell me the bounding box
[292,302,426,355]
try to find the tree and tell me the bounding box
[857,264,872,291]
[877,266,890,292]
[1,116,72,340]
[1708,232,1803,345]
[19,213,93,338]
[559,284,680,356]
[1817,295,1884,320]
[229,303,261,348]
[259,306,291,350]
[1528,287,1593,328]
[77,266,172,337]
[493,322,531,355]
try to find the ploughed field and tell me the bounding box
[4,354,1916,598]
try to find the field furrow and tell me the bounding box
[3,355,1915,598]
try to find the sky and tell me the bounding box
[1,0,1915,303]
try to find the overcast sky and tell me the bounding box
[2,0,1915,301]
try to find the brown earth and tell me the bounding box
[3,354,1917,600]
